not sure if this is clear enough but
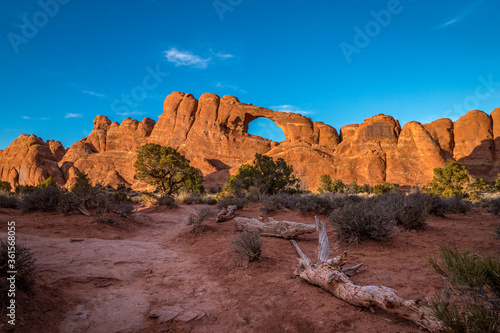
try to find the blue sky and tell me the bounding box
[1,0,500,148]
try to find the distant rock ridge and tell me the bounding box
[1,92,499,191]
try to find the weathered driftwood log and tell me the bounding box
[290,216,442,333]
[216,205,237,223]
[234,217,316,239]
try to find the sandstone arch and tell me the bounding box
[246,117,287,142]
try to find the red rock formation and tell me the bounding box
[0,135,65,186]
[453,110,494,179]
[1,92,499,190]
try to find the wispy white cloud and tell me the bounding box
[270,104,313,116]
[215,53,234,59]
[216,82,247,94]
[23,116,50,120]
[65,113,83,119]
[82,90,106,98]
[433,0,488,30]
[164,48,210,69]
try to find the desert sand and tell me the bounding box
[0,204,498,332]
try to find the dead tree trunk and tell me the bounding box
[290,216,442,333]
[234,217,316,239]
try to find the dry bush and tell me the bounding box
[0,194,20,209]
[329,199,396,243]
[443,196,472,214]
[216,197,248,210]
[0,240,36,309]
[488,197,500,215]
[177,192,217,205]
[97,216,120,227]
[260,194,298,214]
[378,193,428,230]
[429,246,500,333]
[187,207,215,234]
[157,195,177,208]
[57,192,79,214]
[231,230,262,262]
[20,186,62,213]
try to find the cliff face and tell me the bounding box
[1,92,500,191]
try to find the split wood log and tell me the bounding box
[234,217,316,239]
[290,216,442,333]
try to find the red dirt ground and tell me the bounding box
[0,204,498,332]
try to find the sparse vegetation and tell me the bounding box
[318,175,345,193]
[0,239,36,309]
[97,216,120,227]
[157,195,177,208]
[443,195,472,214]
[134,143,203,196]
[488,197,500,215]
[372,182,400,195]
[429,246,500,333]
[389,192,429,230]
[187,207,215,234]
[231,230,262,262]
[329,199,396,243]
[176,192,217,205]
[425,162,471,197]
[216,197,248,210]
[0,181,12,193]
[0,194,20,209]
[20,186,62,213]
[223,153,301,197]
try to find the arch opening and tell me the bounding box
[247,117,286,142]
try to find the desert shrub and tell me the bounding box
[383,192,428,230]
[425,193,448,217]
[113,201,134,217]
[0,181,12,193]
[97,216,119,227]
[296,194,337,215]
[0,194,20,209]
[443,195,472,214]
[14,185,36,195]
[231,230,262,262]
[57,192,79,214]
[223,153,301,197]
[217,197,248,210]
[424,162,471,197]
[260,194,298,214]
[135,143,203,196]
[0,239,36,308]
[157,195,177,208]
[429,246,500,333]
[38,176,57,188]
[488,198,500,215]
[20,186,62,213]
[187,207,215,234]
[345,181,360,194]
[176,192,217,205]
[329,199,396,243]
[318,175,345,194]
[372,182,400,195]
[71,171,92,197]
